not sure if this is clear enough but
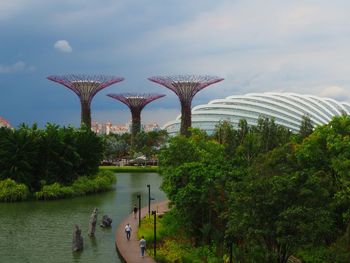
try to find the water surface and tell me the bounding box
[0,172,166,263]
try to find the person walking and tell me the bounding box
[124,223,132,240]
[133,204,138,219]
[139,236,146,257]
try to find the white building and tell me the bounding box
[163,92,350,135]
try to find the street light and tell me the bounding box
[137,194,141,227]
[147,184,150,218]
[147,184,155,218]
[152,210,157,259]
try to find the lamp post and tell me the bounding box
[151,210,157,259]
[147,184,151,218]
[137,194,141,227]
[147,184,155,218]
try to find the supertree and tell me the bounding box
[107,93,165,144]
[47,74,124,128]
[148,75,224,136]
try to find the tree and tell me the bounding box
[299,115,313,140]
[0,125,40,190]
[213,121,237,156]
[159,130,231,246]
[75,127,103,176]
[227,145,337,263]
[103,135,129,162]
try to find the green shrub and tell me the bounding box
[34,183,74,200]
[72,176,94,195]
[35,170,116,200]
[0,179,30,202]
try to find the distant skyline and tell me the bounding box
[1,1,350,128]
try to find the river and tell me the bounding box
[0,172,166,263]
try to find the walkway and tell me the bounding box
[115,200,169,263]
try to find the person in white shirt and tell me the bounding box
[124,223,132,240]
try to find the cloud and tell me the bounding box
[0,61,34,73]
[54,40,72,53]
[319,86,350,101]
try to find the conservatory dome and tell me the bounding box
[163,92,350,135]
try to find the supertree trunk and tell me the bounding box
[180,100,192,137]
[131,109,141,147]
[81,101,91,129]
[107,93,165,147]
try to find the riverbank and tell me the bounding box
[100,166,159,173]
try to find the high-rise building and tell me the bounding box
[91,121,160,135]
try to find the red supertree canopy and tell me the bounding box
[106,93,166,111]
[148,75,224,102]
[0,116,11,128]
[47,74,124,104]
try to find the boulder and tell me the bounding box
[100,215,113,228]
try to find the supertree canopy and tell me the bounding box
[47,74,124,128]
[148,75,224,136]
[107,93,165,143]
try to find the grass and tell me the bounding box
[99,166,159,173]
[137,212,223,262]
[138,214,165,242]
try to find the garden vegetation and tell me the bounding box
[156,116,350,262]
[0,124,115,201]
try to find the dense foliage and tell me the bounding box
[0,124,105,201]
[102,130,168,163]
[35,170,116,200]
[159,116,350,262]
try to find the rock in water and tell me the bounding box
[88,208,98,236]
[100,215,113,228]
[72,225,83,252]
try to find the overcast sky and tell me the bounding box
[1,0,350,128]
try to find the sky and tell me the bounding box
[1,0,350,128]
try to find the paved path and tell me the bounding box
[115,200,169,263]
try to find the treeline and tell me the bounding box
[158,116,350,262]
[0,124,113,201]
[102,130,168,163]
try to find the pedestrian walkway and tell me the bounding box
[115,200,169,263]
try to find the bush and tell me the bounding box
[139,212,222,263]
[35,170,116,200]
[34,183,74,200]
[0,179,30,202]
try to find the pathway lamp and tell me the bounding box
[137,194,141,227]
[147,184,151,218]
[152,210,157,259]
[147,184,155,218]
